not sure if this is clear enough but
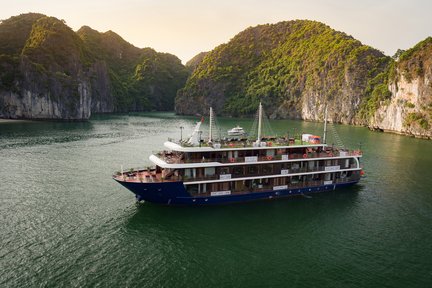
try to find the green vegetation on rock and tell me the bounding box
[185,52,208,71]
[77,26,189,112]
[404,112,430,130]
[0,13,189,119]
[396,37,432,133]
[177,20,392,123]
[0,13,431,139]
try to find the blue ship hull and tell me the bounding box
[114,179,359,205]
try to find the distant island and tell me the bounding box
[0,13,189,120]
[0,13,431,139]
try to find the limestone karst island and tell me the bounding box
[0,13,431,139]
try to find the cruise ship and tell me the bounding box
[113,104,363,205]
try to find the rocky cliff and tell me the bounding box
[178,21,431,138]
[0,14,92,119]
[0,13,189,120]
[370,38,432,138]
[177,21,391,123]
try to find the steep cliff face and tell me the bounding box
[0,13,189,120]
[76,25,138,113]
[177,20,391,124]
[0,15,93,119]
[77,26,189,113]
[370,38,432,138]
[178,21,431,139]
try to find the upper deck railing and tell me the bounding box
[168,137,320,149]
[159,149,362,165]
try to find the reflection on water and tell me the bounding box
[0,112,431,287]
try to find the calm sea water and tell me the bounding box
[0,112,431,287]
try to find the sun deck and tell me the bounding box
[165,138,325,152]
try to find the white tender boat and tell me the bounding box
[227,125,246,136]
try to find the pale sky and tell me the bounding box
[1,0,431,63]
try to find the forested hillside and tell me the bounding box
[0,14,430,138]
[177,20,431,138]
[0,13,189,119]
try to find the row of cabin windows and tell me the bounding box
[182,159,355,178]
[184,148,323,161]
[185,171,356,194]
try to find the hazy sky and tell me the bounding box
[1,0,431,63]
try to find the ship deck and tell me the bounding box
[168,137,321,150]
[113,170,180,183]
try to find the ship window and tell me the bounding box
[219,182,230,191]
[186,184,198,194]
[266,149,275,156]
[234,181,245,192]
[291,176,299,184]
[252,179,260,188]
[248,165,258,174]
[262,165,273,174]
[205,167,215,176]
[233,166,243,176]
[184,169,192,178]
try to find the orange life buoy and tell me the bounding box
[266,155,273,160]
[229,158,235,163]
[303,153,307,158]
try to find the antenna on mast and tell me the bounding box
[257,102,262,143]
[209,107,213,142]
[323,105,328,144]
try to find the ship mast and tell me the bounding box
[257,102,262,143]
[209,107,213,142]
[323,105,328,144]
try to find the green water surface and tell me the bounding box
[0,113,431,287]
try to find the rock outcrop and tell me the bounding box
[178,21,432,139]
[176,20,391,125]
[0,13,189,120]
[370,38,432,138]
